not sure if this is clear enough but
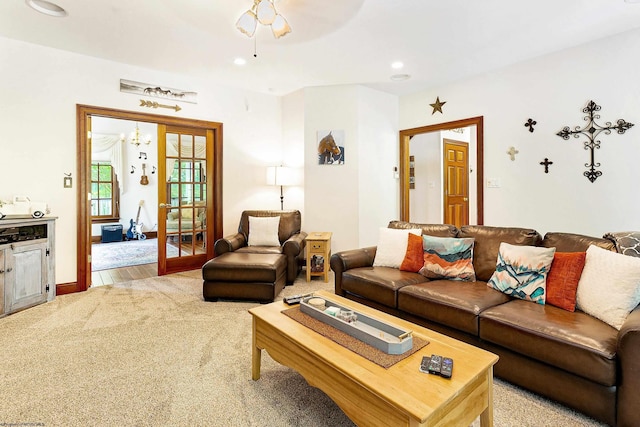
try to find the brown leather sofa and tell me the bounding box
[212,210,307,286]
[330,221,640,426]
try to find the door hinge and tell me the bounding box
[46,248,50,256]
[88,254,92,263]
[46,284,50,292]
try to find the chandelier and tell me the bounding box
[121,123,151,147]
[236,0,291,39]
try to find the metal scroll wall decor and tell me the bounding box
[556,100,634,183]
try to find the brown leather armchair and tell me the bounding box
[214,210,307,285]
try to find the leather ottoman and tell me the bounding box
[202,252,286,303]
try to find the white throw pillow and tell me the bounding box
[373,227,422,268]
[576,245,640,330]
[248,216,280,246]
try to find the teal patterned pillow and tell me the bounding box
[487,242,556,304]
[419,235,476,281]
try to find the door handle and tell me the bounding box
[463,197,468,202]
[159,203,171,208]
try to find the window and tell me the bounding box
[91,162,120,222]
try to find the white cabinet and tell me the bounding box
[0,218,55,316]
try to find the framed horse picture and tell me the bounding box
[317,130,345,165]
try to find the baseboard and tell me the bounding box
[56,282,79,295]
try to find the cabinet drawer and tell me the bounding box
[308,241,327,252]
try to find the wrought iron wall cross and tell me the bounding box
[556,100,634,182]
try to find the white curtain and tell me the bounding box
[92,133,124,192]
[165,138,206,183]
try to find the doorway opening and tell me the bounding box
[399,116,484,226]
[71,105,223,295]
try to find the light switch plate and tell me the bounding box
[487,178,501,188]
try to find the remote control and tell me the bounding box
[419,356,430,373]
[440,357,453,379]
[427,354,442,375]
[284,294,303,305]
[283,293,311,305]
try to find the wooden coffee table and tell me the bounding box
[249,290,498,427]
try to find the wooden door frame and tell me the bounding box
[73,104,223,294]
[399,116,483,224]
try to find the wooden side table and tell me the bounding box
[305,232,332,282]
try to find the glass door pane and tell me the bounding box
[157,125,212,275]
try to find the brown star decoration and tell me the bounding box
[430,96,446,115]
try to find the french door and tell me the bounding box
[157,125,215,275]
[74,105,223,294]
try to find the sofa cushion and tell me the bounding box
[239,210,302,244]
[459,225,542,282]
[419,235,476,281]
[342,267,426,308]
[388,221,458,238]
[400,232,424,272]
[541,232,615,252]
[398,280,510,335]
[487,243,555,304]
[576,245,640,330]
[236,246,282,255]
[546,252,586,312]
[479,299,618,387]
[373,227,422,268]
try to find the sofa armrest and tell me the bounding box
[282,231,307,257]
[330,246,377,296]
[616,304,640,426]
[214,233,246,256]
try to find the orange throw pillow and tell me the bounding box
[546,252,587,312]
[400,233,424,272]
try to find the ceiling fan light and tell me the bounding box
[236,10,257,37]
[256,0,276,25]
[271,14,291,39]
[25,0,67,17]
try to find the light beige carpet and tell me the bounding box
[0,271,605,427]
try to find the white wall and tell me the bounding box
[302,85,398,253]
[0,36,285,284]
[6,24,639,285]
[400,27,640,237]
[410,132,442,223]
[357,87,399,248]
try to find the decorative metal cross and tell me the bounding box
[540,158,553,173]
[507,146,519,161]
[524,118,537,133]
[556,100,634,183]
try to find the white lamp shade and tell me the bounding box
[256,0,276,25]
[236,10,258,37]
[266,166,294,186]
[271,14,291,39]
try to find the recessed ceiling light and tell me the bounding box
[25,0,67,17]
[390,74,411,81]
[391,61,404,69]
[233,57,247,66]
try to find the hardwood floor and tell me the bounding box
[91,263,159,287]
[91,237,205,287]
